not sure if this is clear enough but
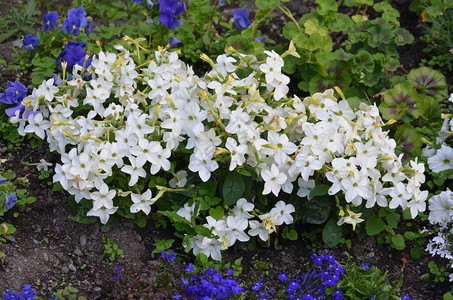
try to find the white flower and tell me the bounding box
[337,209,364,230]
[428,191,453,224]
[177,202,199,222]
[196,236,222,261]
[226,137,247,171]
[90,183,116,208]
[427,144,453,173]
[188,150,218,182]
[87,202,118,224]
[388,182,411,209]
[269,201,295,225]
[121,156,147,186]
[225,215,250,247]
[36,159,52,171]
[169,170,188,188]
[248,220,269,241]
[24,113,50,139]
[232,198,254,219]
[130,189,153,215]
[261,164,287,196]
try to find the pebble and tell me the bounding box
[80,235,87,247]
[74,247,83,257]
[95,279,103,286]
[68,264,76,272]
[94,287,102,292]
[4,236,16,243]
[61,266,69,273]
[367,251,375,258]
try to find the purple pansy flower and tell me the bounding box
[64,15,81,35]
[159,0,185,29]
[5,193,17,211]
[24,34,39,50]
[233,9,250,30]
[168,37,181,48]
[56,41,89,70]
[68,6,87,28]
[0,80,27,105]
[43,11,58,30]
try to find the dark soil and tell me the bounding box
[0,0,451,299]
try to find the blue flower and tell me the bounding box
[0,178,6,184]
[64,15,81,34]
[133,0,144,3]
[254,36,266,43]
[168,37,181,48]
[24,34,39,50]
[361,263,370,270]
[218,0,225,6]
[159,0,185,29]
[2,285,37,300]
[0,80,27,105]
[5,193,17,211]
[233,9,250,30]
[56,41,88,70]
[43,11,58,30]
[252,279,262,291]
[68,6,88,28]
[147,0,155,9]
[332,290,343,300]
[278,273,288,281]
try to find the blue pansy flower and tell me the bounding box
[0,80,27,105]
[233,8,250,30]
[68,6,87,28]
[254,36,266,43]
[5,193,17,211]
[159,0,186,29]
[56,41,89,70]
[64,15,81,35]
[24,34,39,50]
[43,11,58,30]
[168,37,181,48]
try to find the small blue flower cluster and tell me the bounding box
[63,6,93,35]
[284,252,344,300]
[2,284,37,300]
[160,250,244,299]
[158,0,186,29]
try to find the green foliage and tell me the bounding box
[0,0,41,43]
[424,261,451,283]
[335,252,405,299]
[420,8,453,75]
[102,236,124,261]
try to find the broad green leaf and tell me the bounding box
[367,23,394,48]
[300,197,331,224]
[194,224,213,237]
[366,215,386,235]
[385,212,400,228]
[309,184,330,197]
[356,0,373,5]
[283,22,300,40]
[323,218,342,247]
[410,246,423,260]
[316,0,338,15]
[223,172,245,206]
[407,67,448,101]
[152,239,174,253]
[379,84,424,121]
[391,234,406,250]
[394,28,414,45]
[395,124,423,156]
[373,2,400,24]
[255,0,280,10]
[209,206,225,220]
[304,19,328,36]
[328,13,353,32]
[352,50,375,73]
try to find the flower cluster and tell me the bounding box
[179,199,294,260]
[2,284,37,300]
[63,6,92,35]
[233,9,251,30]
[423,94,453,281]
[10,43,427,258]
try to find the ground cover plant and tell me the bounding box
[0,0,452,299]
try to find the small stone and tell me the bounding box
[61,266,69,273]
[80,235,87,247]
[95,280,103,286]
[4,235,16,243]
[94,287,102,292]
[367,252,375,258]
[68,264,76,272]
[74,247,83,257]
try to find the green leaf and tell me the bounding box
[309,184,330,198]
[209,206,225,220]
[152,239,174,253]
[385,212,400,228]
[407,67,448,101]
[395,124,423,156]
[194,225,213,237]
[300,197,331,224]
[223,173,245,206]
[352,50,375,73]
[283,22,300,40]
[159,210,191,224]
[328,13,353,32]
[316,0,338,15]
[322,218,342,247]
[366,215,386,235]
[443,292,453,300]
[0,223,16,235]
[394,28,414,46]
[373,2,400,23]
[367,23,394,48]
[255,0,280,10]
[391,234,406,250]
[410,246,423,260]
[304,19,328,36]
